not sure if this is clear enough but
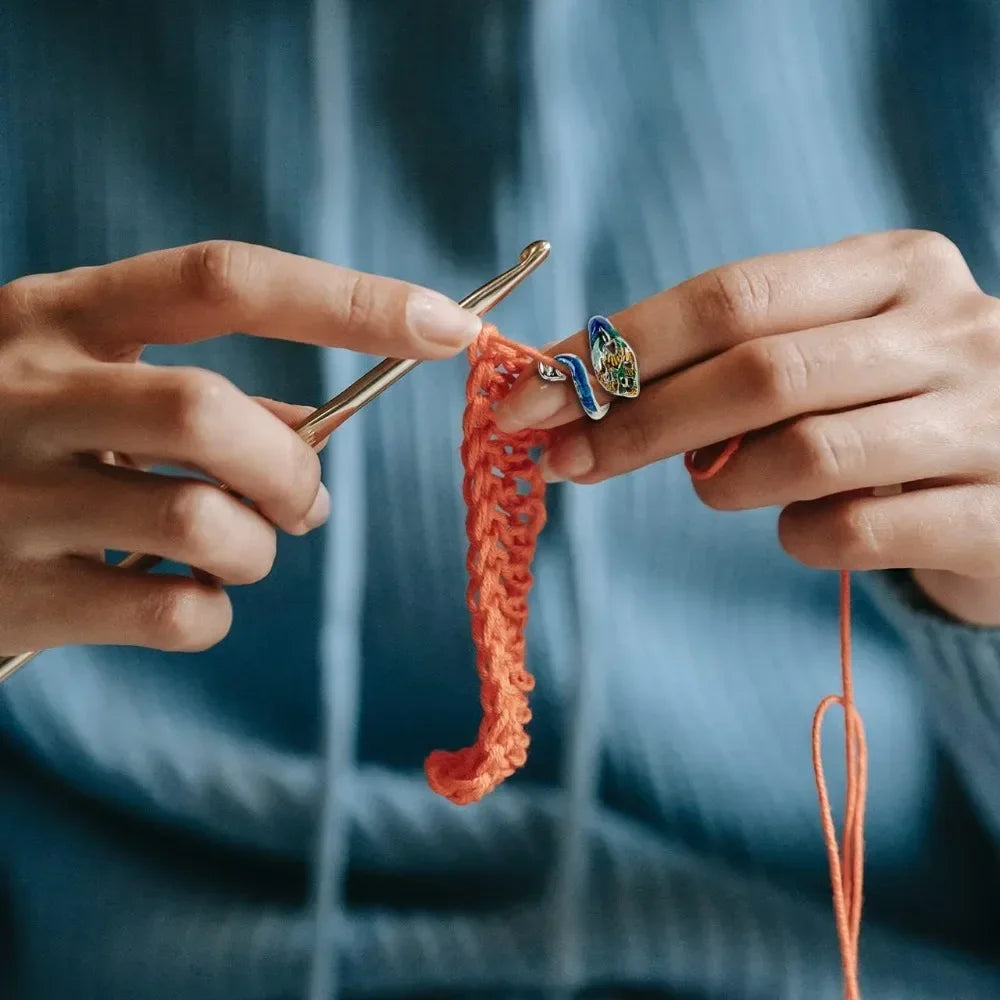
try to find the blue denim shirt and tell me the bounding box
[3,2,1000,998]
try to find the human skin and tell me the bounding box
[0,240,480,655]
[496,230,1000,626]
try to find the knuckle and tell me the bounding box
[182,240,254,305]
[157,482,277,584]
[2,363,78,455]
[974,294,1000,333]
[956,294,1000,365]
[829,502,884,566]
[787,418,858,486]
[697,264,772,340]
[741,339,811,407]
[158,482,220,551]
[142,583,231,652]
[162,368,232,443]
[142,586,205,650]
[344,272,377,331]
[898,229,966,279]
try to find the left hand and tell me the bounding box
[496,230,1000,626]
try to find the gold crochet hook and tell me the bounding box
[0,239,551,684]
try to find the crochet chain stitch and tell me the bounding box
[423,324,552,805]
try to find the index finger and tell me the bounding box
[496,230,969,432]
[35,240,482,360]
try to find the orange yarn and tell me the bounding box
[427,329,868,996]
[687,440,867,1000]
[423,325,555,805]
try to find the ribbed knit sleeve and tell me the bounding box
[868,571,1000,840]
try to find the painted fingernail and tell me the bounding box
[406,291,482,349]
[495,381,573,433]
[299,482,331,532]
[540,434,595,483]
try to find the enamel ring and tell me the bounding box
[537,315,640,421]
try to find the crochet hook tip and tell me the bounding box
[520,240,550,265]
[296,240,552,448]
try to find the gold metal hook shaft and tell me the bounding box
[0,240,551,684]
[295,239,549,447]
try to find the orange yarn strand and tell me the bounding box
[423,325,555,805]
[812,571,867,999]
[426,331,868,994]
[688,440,867,999]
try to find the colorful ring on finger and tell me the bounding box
[588,315,640,399]
[536,314,640,422]
[537,353,609,420]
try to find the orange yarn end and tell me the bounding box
[424,325,555,805]
[687,439,868,999]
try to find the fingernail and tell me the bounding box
[540,434,595,483]
[495,381,572,433]
[689,443,725,473]
[299,482,331,532]
[406,290,482,349]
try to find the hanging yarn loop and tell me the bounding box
[423,325,557,805]
[687,439,868,1000]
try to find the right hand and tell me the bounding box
[0,240,480,656]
